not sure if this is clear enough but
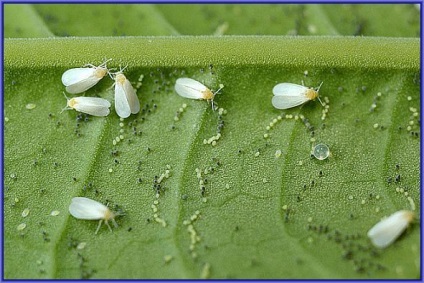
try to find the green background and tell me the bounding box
[4,4,420,279]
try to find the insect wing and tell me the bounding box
[272,83,309,109]
[62,68,94,86]
[123,79,140,114]
[62,68,102,94]
[69,197,108,220]
[73,97,111,117]
[115,82,131,118]
[175,78,208,100]
[367,210,412,248]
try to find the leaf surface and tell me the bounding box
[4,4,420,279]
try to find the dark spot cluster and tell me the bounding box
[77,253,96,279]
[300,115,314,132]
[318,228,386,275]
[136,160,143,171]
[152,176,164,196]
[128,119,143,136]
[82,182,101,196]
[217,113,225,134]
[42,231,50,243]
[306,223,329,234]
[110,149,119,157]
[386,172,402,185]
[149,68,173,94]
[283,208,292,222]
[74,113,91,137]
[409,130,419,138]
[67,237,79,249]
[198,158,222,198]
[140,100,158,115]
[112,203,125,217]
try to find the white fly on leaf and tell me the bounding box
[272,81,323,109]
[367,210,415,248]
[61,92,111,117]
[61,59,111,94]
[69,197,121,234]
[112,70,140,118]
[175,78,224,110]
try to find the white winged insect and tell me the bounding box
[61,59,111,94]
[113,71,140,118]
[367,210,415,248]
[69,197,120,234]
[272,81,323,110]
[174,78,224,110]
[61,92,111,117]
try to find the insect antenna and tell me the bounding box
[316,82,324,106]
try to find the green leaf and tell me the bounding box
[4,4,54,37]
[4,4,420,279]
